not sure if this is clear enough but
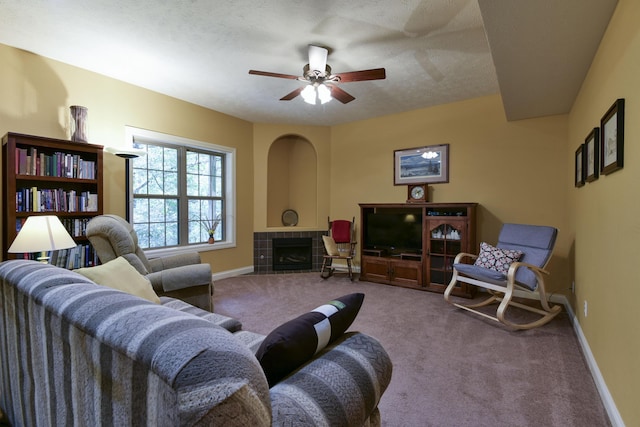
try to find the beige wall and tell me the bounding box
[0,44,255,273]
[331,95,570,290]
[266,136,317,227]
[567,0,640,424]
[253,123,331,231]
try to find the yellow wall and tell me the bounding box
[266,136,317,227]
[253,123,331,231]
[567,0,640,424]
[0,44,255,273]
[331,95,570,290]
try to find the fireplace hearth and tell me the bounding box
[272,237,312,271]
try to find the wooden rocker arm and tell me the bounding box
[506,261,549,284]
[452,252,478,264]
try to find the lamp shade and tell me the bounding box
[8,216,76,253]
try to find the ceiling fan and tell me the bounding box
[249,45,386,104]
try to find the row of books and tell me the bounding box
[16,217,93,238]
[16,187,98,213]
[12,244,99,269]
[15,146,96,179]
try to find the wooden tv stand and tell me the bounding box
[359,202,477,297]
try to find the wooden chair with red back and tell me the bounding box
[321,217,356,281]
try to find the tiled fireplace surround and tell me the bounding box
[253,231,326,274]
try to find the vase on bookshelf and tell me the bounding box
[70,105,88,143]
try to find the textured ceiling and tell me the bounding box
[0,0,617,126]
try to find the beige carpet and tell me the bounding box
[213,272,610,427]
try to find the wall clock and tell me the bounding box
[407,184,428,203]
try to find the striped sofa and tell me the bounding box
[0,260,392,426]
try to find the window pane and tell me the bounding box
[166,199,178,222]
[134,223,150,248]
[148,170,164,194]
[133,198,149,223]
[132,169,148,195]
[198,175,211,196]
[165,221,178,246]
[165,171,178,195]
[186,172,198,196]
[149,222,166,248]
[147,145,164,170]
[186,198,224,243]
[186,151,198,171]
[149,199,166,222]
[198,153,210,174]
[213,177,222,197]
[164,147,178,171]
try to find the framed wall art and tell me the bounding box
[575,144,585,188]
[394,144,449,185]
[600,98,625,175]
[585,127,600,182]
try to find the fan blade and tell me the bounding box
[308,45,328,72]
[249,70,299,80]
[329,86,355,104]
[280,87,304,101]
[335,68,386,83]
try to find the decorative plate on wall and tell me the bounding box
[282,209,299,226]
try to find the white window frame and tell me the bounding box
[125,126,236,258]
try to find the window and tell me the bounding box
[125,127,235,253]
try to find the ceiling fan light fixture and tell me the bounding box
[301,85,316,105]
[249,45,383,105]
[317,84,332,104]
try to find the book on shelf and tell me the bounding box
[11,243,98,269]
[15,187,97,213]
[14,148,96,179]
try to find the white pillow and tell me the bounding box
[75,256,161,304]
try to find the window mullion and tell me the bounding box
[178,147,189,245]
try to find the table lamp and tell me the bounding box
[8,216,77,263]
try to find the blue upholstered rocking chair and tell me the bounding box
[444,223,561,330]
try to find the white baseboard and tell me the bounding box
[512,290,624,426]
[560,296,625,427]
[212,266,253,281]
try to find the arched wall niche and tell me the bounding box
[266,134,318,228]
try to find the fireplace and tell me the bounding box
[272,237,312,271]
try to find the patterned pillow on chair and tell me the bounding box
[474,242,523,274]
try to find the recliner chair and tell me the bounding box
[86,214,214,312]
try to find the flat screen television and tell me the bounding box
[364,209,422,255]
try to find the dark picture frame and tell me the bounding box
[585,127,600,182]
[575,144,585,188]
[394,144,449,185]
[600,98,625,175]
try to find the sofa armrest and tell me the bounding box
[160,296,242,332]
[269,332,392,427]
[148,252,202,272]
[146,263,212,293]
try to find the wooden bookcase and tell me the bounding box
[2,132,103,267]
[359,202,477,297]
